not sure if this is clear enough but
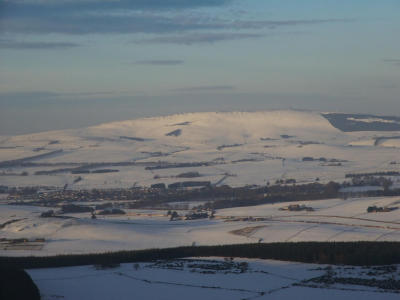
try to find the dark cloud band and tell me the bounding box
[0,39,79,49]
[135,60,184,65]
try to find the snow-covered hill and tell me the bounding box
[0,110,399,188]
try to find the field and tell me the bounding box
[1,194,400,257]
[27,258,400,300]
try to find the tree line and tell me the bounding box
[2,242,400,270]
[0,268,40,300]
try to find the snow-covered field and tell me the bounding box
[2,195,400,256]
[1,110,400,189]
[27,258,400,300]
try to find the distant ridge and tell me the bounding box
[323,113,400,132]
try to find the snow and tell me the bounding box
[1,196,400,256]
[27,258,400,300]
[2,110,399,298]
[1,110,399,189]
[347,117,400,124]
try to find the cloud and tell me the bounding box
[0,1,353,48]
[377,83,398,89]
[173,85,235,92]
[135,60,184,65]
[1,0,231,13]
[0,0,352,36]
[230,18,352,29]
[0,39,80,49]
[0,90,116,101]
[0,1,230,36]
[1,14,207,35]
[0,91,62,100]
[383,59,400,66]
[1,13,350,36]
[138,32,264,45]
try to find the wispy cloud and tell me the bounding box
[1,0,232,13]
[173,85,235,92]
[0,0,353,49]
[138,32,264,45]
[232,18,352,29]
[0,90,116,101]
[1,13,351,36]
[135,60,184,65]
[383,59,400,66]
[377,83,398,89]
[1,0,352,37]
[0,39,80,49]
[0,1,233,35]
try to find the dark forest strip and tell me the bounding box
[2,242,400,269]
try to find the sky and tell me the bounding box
[0,0,399,135]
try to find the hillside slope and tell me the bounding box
[0,110,399,188]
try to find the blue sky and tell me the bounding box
[0,0,399,134]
